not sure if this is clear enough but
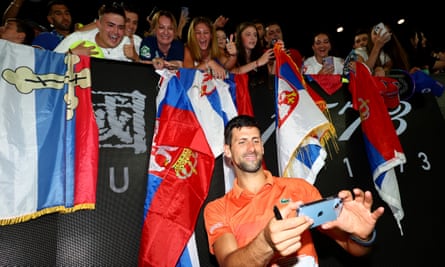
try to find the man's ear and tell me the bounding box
[223,144,231,159]
[47,16,54,26]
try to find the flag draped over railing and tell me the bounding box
[138,69,237,267]
[348,62,406,235]
[274,43,336,184]
[0,40,98,226]
[304,74,344,95]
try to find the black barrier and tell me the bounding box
[0,61,443,266]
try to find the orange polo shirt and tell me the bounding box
[204,170,322,265]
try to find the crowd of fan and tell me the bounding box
[2,0,445,77]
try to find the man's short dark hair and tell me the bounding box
[224,115,260,145]
[98,2,126,18]
[7,18,35,45]
[47,0,70,15]
[120,1,138,14]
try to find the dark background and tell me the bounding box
[2,0,442,58]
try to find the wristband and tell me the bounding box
[350,229,376,247]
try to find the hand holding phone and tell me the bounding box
[297,196,343,228]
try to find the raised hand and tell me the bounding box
[123,35,139,62]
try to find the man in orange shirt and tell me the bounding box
[204,115,384,266]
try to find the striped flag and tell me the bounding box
[227,72,254,117]
[0,40,98,225]
[222,73,254,192]
[138,68,237,267]
[274,43,335,184]
[349,62,406,235]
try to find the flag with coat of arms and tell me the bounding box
[138,68,237,267]
[348,61,406,235]
[273,42,336,184]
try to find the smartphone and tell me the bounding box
[297,196,343,228]
[322,56,334,66]
[269,39,277,48]
[180,7,189,17]
[374,22,387,36]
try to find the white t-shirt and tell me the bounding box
[54,28,138,62]
[355,47,391,66]
[303,56,344,75]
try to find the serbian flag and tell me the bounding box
[0,40,98,225]
[222,73,256,192]
[139,68,236,266]
[274,42,335,184]
[227,73,254,116]
[349,62,406,235]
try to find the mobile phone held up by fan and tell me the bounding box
[322,56,334,66]
[374,22,388,37]
[181,7,189,18]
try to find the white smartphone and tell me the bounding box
[374,22,387,36]
[297,196,343,228]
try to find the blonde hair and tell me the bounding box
[186,16,220,63]
[148,10,178,36]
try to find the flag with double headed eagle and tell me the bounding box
[349,61,406,235]
[273,42,336,184]
[138,68,237,267]
[0,40,98,226]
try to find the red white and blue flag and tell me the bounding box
[221,72,254,192]
[0,40,98,225]
[138,68,237,267]
[349,62,406,235]
[274,43,335,184]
